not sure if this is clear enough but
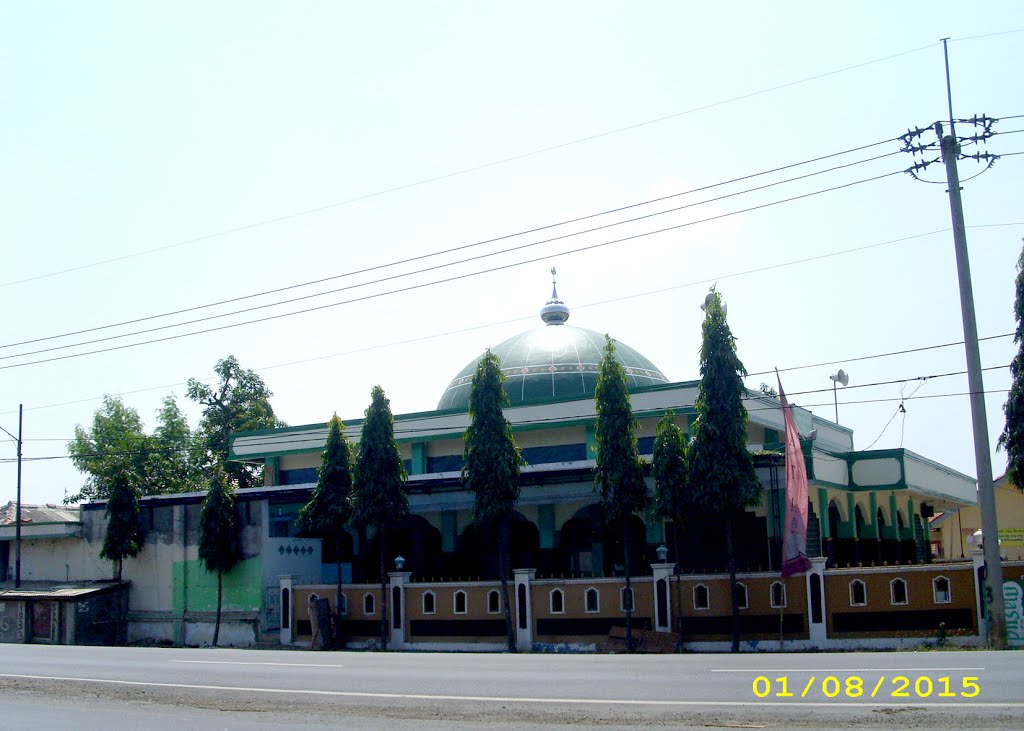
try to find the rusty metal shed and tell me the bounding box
[0,581,128,646]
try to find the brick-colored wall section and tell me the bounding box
[531,578,653,645]
[292,584,383,639]
[668,574,809,642]
[531,573,809,644]
[824,564,977,639]
[405,582,514,643]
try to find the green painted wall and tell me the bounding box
[172,557,263,614]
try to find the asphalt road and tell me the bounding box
[0,645,1021,729]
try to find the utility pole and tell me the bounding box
[15,404,22,588]
[940,132,1005,648]
[898,41,1008,648]
[1,405,23,587]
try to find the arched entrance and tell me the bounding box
[457,511,539,580]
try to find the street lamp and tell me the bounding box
[829,370,849,424]
[394,555,406,571]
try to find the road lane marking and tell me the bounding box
[0,673,1019,708]
[710,668,984,673]
[169,660,345,668]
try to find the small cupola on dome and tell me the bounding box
[436,270,670,411]
[539,267,570,325]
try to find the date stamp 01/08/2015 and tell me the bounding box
[751,674,981,700]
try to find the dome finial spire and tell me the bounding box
[540,267,570,325]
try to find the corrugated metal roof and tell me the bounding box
[0,581,122,599]
[1,501,80,526]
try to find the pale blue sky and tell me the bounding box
[2,2,1023,505]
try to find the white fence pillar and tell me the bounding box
[513,568,535,652]
[806,557,827,648]
[278,575,295,645]
[650,562,674,632]
[970,547,986,641]
[389,571,411,649]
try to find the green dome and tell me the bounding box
[437,274,668,411]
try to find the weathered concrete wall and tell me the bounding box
[7,536,106,583]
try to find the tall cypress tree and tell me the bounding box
[687,289,760,652]
[100,472,145,583]
[298,414,354,648]
[351,386,408,651]
[999,243,1024,490]
[652,409,689,645]
[463,349,524,652]
[198,463,242,647]
[594,335,648,653]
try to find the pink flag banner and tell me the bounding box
[778,375,812,577]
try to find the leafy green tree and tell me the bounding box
[351,386,408,651]
[298,414,354,647]
[198,463,243,647]
[187,355,283,490]
[68,395,199,503]
[149,396,204,494]
[687,289,760,652]
[652,409,689,645]
[463,349,524,652]
[100,472,145,582]
[594,335,648,653]
[999,244,1024,491]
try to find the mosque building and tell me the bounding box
[232,274,974,585]
[4,274,998,650]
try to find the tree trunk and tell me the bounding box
[116,559,122,583]
[624,522,634,653]
[379,530,388,651]
[498,517,516,652]
[213,570,223,647]
[725,516,740,653]
[335,534,343,650]
[672,520,684,652]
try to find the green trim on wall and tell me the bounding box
[441,511,458,553]
[265,456,280,487]
[172,556,262,615]
[866,492,879,539]
[585,425,596,459]
[817,488,830,539]
[411,443,427,475]
[646,516,664,544]
[538,505,556,550]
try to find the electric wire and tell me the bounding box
[1,220,1017,417]
[0,168,906,371]
[6,364,1009,455]
[3,387,1011,464]
[0,43,939,290]
[1,145,901,353]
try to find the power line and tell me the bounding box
[0,168,907,371]
[2,144,901,353]
[4,386,1011,464]
[0,223,1017,417]
[0,43,939,291]
[12,364,1009,450]
[747,332,1012,378]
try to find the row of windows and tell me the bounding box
[313,577,953,619]
[848,576,952,607]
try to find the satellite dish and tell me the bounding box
[831,369,849,387]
